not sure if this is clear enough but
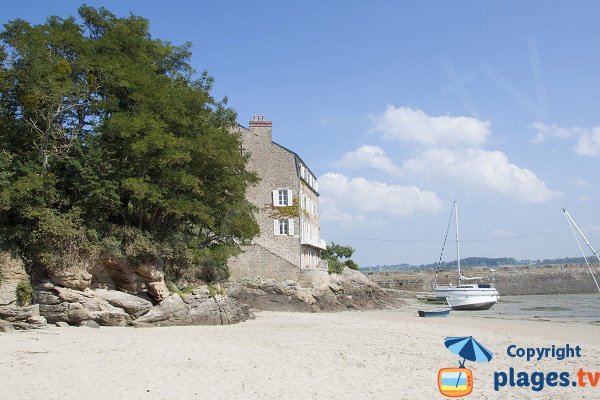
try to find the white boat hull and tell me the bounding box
[446,295,498,310]
[431,285,499,301]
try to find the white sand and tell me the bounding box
[1,301,599,400]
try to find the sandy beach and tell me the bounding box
[1,300,599,400]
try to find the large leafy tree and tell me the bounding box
[0,6,258,282]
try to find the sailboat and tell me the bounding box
[429,201,499,309]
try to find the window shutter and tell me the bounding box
[273,219,279,235]
[272,190,278,206]
[287,189,293,206]
[288,218,294,236]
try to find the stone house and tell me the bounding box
[227,116,327,281]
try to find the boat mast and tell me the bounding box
[562,208,600,294]
[455,201,461,283]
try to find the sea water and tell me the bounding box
[475,294,600,323]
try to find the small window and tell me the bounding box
[278,190,288,206]
[273,189,293,206]
[274,218,294,236]
[279,218,289,235]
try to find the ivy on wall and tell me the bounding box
[266,198,299,219]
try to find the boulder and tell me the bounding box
[93,289,153,318]
[134,264,169,302]
[228,282,316,312]
[35,285,133,326]
[79,320,100,329]
[27,315,48,327]
[48,266,92,291]
[214,295,251,325]
[133,294,191,326]
[88,259,169,302]
[0,304,47,330]
[295,289,317,305]
[187,297,222,325]
[0,303,40,321]
[0,320,15,333]
[133,293,252,327]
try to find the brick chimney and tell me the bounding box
[248,115,272,142]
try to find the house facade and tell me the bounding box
[227,116,327,281]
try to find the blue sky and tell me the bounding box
[3,1,600,266]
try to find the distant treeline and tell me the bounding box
[362,256,593,272]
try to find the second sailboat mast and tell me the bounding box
[455,201,461,282]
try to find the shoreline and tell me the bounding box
[1,302,599,399]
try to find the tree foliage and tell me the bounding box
[322,242,359,274]
[0,7,259,282]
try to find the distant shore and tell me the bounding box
[1,300,599,399]
[365,264,600,296]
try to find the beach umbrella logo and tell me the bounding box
[438,336,493,397]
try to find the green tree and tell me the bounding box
[0,6,258,283]
[322,242,359,274]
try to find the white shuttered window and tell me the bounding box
[273,218,294,235]
[273,189,292,206]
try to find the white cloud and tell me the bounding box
[402,148,560,203]
[371,105,490,147]
[336,145,401,176]
[568,177,591,189]
[574,127,600,156]
[529,122,582,143]
[529,122,600,157]
[318,173,442,225]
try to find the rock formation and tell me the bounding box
[0,252,252,330]
[0,252,28,306]
[32,281,253,327]
[228,267,401,312]
[0,251,397,331]
[0,304,47,330]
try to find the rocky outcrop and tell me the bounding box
[228,268,401,312]
[32,282,252,327]
[0,304,48,330]
[1,252,252,329]
[34,283,140,326]
[52,257,170,303]
[131,289,252,327]
[0,252,28,306]
[47,265,93,291]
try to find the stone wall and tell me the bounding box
[365,264,600,296]
[228,244,301,282]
